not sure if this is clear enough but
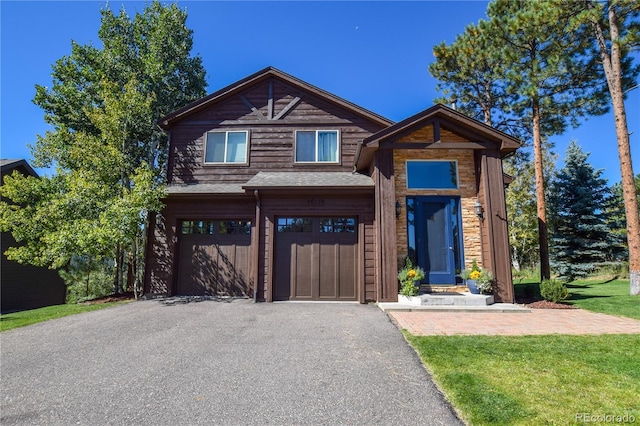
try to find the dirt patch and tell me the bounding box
[82,292,136,304]
[525,300,575,309]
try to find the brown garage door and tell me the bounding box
[274,217,357,301]
[177,220,251,296]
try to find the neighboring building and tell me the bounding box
[143,67,520,303]
[1,159,67,313]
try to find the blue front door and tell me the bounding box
[408,196,462,285]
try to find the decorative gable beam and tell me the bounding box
[240,95,267,120]
[433,121,441,143]
[267,81,274,120]
[274,95,302,120]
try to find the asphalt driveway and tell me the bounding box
[1,299,461,425]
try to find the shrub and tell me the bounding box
[540,279,569,303]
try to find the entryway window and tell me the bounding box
[406,160,458,189]
[295,130,339,163]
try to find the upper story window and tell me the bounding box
[295,130,339,163]
[406,160,459,189]
[204,131,248,164]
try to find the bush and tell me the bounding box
[540,279,569,303]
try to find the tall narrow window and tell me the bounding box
[295,130,339,163]
[204,131,248,164]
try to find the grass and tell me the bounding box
[514,278,640,320]
[566,279,640,320]
[0,301,128,332]
[406,333,640,425]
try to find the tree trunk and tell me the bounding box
[532,98,551,280]
[591,1,640,295]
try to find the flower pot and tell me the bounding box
[398,294,422,305]
[466,279,480,294]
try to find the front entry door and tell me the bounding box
[411,197,461,284]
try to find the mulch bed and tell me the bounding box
[525,300,575,309]
[82,292,136,304]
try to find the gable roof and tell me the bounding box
[363,104,521,150]
[355,104,521,171]
[1,159,38,179]
[159,67,394,129]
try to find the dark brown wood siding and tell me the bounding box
[1,233,67,313]
[478,150,514,302]
[167,78,385,184]
[373,150,398,302]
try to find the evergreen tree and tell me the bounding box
[429,0,611,281]
[549,141,613,281]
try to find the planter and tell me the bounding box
[466,279,480,294]
[397,294,422,305]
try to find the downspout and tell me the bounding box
[253,189,261,303]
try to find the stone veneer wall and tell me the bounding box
[393,146,483,280]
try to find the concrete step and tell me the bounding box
[398,292,494,306]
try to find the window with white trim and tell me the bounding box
[204,131,248,164]
[295,130,339,163]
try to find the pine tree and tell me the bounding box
[549,141,613,281]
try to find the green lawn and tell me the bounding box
[407,333,640,425]
[0,301,128,332]
[514,278,639,320]
[566,279,640,320]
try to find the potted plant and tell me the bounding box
[461,260,493,294]
[397,257,425,302]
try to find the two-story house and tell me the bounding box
[143,67,520,303]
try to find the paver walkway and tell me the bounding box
[389,308,640,336]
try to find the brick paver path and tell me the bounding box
[389,309,640,336]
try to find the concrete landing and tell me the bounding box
[399,292,494,306]
[379,293,530,312]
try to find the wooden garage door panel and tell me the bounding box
[178,236,214,296]
[292,242,314,299]
[338,241,357,299]
[274,217,357,301]
[214,241,251,296]
[177,224,251,297]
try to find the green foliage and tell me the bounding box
[60,256,114,303]
[398,257,425,296]
[0,1,206,294]
[604,175,640,262]
[540,279,569,303]
[549,141,614,281]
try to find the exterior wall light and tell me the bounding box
[396,201,402,220]
[474,201,485,220]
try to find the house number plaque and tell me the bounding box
[307,198,325,206]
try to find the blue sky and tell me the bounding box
[1,1,638,185]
